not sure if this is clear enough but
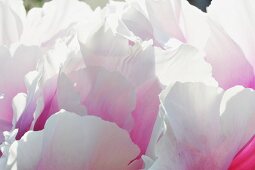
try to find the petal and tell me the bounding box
[0,45,40,127]
[178,0,210,49]
[0,119,12,143]
[155,44,217,86]
[20,0,92,46]
[208,0,255,69]
[229,136,255,170]
[205,20,255,89]
[58,67,136,131]
[121,2,154,41]
[131,79,161,155]
[6,110,140,170]
[15,71,42,139]
[145,0,185,44]
[22,41,84,134]
[145,0,209,48]
[220,87,255,167]
[147,82,255,169]
[79,20,156,87]
[56,73,87,116]
[0,0,25,46]
[12,93,27,127]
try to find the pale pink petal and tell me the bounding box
[17,41,84,136]
[208,0,255,69]
[57,73,87,116]
[79,20,156,87]
[145,0,185,44]
[131,79,161,155]
[0,45,40,139]
[6,110,140,170]
[146,83,255,169]
[205,20,255,89]
[121,3,154,41]
[144,0,209,49]
[59,67,136,131]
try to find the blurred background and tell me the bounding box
[24,0,212,12]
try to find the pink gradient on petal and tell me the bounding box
[229,136,255,170]
[66,68,136,131]
[34,80,59,131]
[16,77,59,139]
[15,100,36,140]
[205,21,255,90]
[33,93,58,131]
[131,79,161,155]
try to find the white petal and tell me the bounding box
[57,73,87,116]
[79,20,156,87]
[155,44,217,86]
[147,82,255,169]
[208,0,255,68]
[6,110,140,170]
[21,0,92,46]
[0,0,25,46]
[12,93,27,127]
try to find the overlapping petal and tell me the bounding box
[5,110,140,170]
[145,82,255,169]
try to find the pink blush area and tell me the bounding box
[130,79,161,155]
[229,136,255,170]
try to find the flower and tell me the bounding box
[2,0,254,169]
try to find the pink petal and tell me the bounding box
[131,79,161,155]
[229,136,255,170]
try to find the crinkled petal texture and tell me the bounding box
[146,82,255,170]
[0,0,25,46]
[5,110,140,170]
[208,0,255,70]
[79,20,156,87]
[79,20,162,154]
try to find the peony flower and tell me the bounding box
[0,1,217,168]
[144,82,255,170]
[2,0,254,169]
